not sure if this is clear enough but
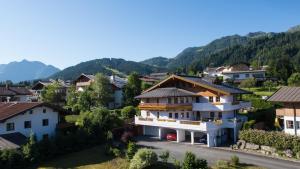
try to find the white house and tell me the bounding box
[204,63,266,83]
[268,87,300,136]
[74,73,127,108]
[0,102,61,141]
[135,75,251,147]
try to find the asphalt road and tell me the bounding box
[136,137,300,169]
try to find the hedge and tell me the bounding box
[239,129,300,153]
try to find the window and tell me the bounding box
[196,97,200,103]
[186,112,190,118]
[29,110,33,114]
[157,112,160,119]
[296,121,300,129]
[6,123,14,131]
[43,109,47,113]
[181,113,184,118]
[210,112,215,118]
[43,119,49,126]
[209,97,213,102]
[286,120,294,129]
[245,74,249,78]
[43,134,49,140]
[233,74,240,79]
[168,98,172,104]
[146,111,150,117]
[218,112,222,119]
[24,121,31,129]
[175,113,178,119]
[216,96,220,102]
[180,97,184,103]
[174,97,178,104]
[185,97,189,103]
[169,113,172,118]
[146,98,150,103]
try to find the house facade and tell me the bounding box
[0,86,32,102]
[204,63,266,83]
[74,73,127,108]
[268,87,300,136]
[135,75,251,147]
[0,102,61,141]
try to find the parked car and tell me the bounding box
[198,135,207,144]
[166,133,177,141]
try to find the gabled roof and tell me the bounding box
[143,74,250,95]
[0,102,63,122]
[0,87,32,96]
[135,87,197,99]
[268,86,300,103]
[0,132,27,150]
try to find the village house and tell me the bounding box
[31,79,70,103]
[0,85,33,102]
[268,87,300,136]
[204,63,267,84]
[134,74,251,147]
[74,73,127,108]
[0,102,63,149]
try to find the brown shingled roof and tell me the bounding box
[0,102,43,121]
[0,87,32,96]
[268,86,300,102]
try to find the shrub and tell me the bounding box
[159,150,170,163]
[242,120,256,130]
[230,155,239,166]
[239,129,300,152]
[0,149,24,169]
[121,106,137,119]
[112,148,122,157]
[182,152,208,169]
[172,156,181,169]
[129,148,158,169]
[22,134,39,163]
[126,141,138,160]
[214,160,230,169]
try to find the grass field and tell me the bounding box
[38,145,129,169]
[242,87,278,96]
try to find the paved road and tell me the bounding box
[136,137,300,169]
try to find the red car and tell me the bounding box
[166,133,177,141]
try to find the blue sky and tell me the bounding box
[0,0,299,69]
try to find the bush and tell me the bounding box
[129,148,158,169]
[126,141,138,160]
[242,120,256,130]
[239,129,300,152]
[112,148,122,157]
[172,156,181,169]
[159,150,170,163]
[230,155,239,166]
[22,134,39,163]
[214,160,230,169]
[0,149,24,169]
[121,106,137,119]
[182,152,208,169]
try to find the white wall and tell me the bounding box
[283,116,300,135]
[0,106,59,140]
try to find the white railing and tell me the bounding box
[135,116,245,131]
[192,101,251,111]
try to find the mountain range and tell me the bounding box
[1,24,300,82]
[0,60,60,83]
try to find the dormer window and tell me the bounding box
[216,96,220,102]
[43,109,47,113]
[209,97,213,102]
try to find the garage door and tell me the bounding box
[144,126,159,137]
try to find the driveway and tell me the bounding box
[136,136,300,169]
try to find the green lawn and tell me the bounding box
[38,145,129,169]
[242,87,278,96]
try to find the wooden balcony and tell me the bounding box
[276,108,300,117]
[138,103,192,111]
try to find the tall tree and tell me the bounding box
[91,73,113,107]
[288,72,300,86]
[124,72,142,106]
[41,82,64,105]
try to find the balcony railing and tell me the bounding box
[135,116,243,131]
[138,103,192,111]
[193,101,251,111]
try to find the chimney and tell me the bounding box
[6,96,10,102]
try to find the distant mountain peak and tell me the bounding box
[0,60,60,82]
[288,25,300,33]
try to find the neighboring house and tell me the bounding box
[0,102,62,142]
[268,87,300,136]
[74,73,127,108]
[31,79,70,103]
[204,63,266,83]
[135,74,251,147]
[140,72,170,85]
[0,85,32,102]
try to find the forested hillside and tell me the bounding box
[50,58,167,80]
